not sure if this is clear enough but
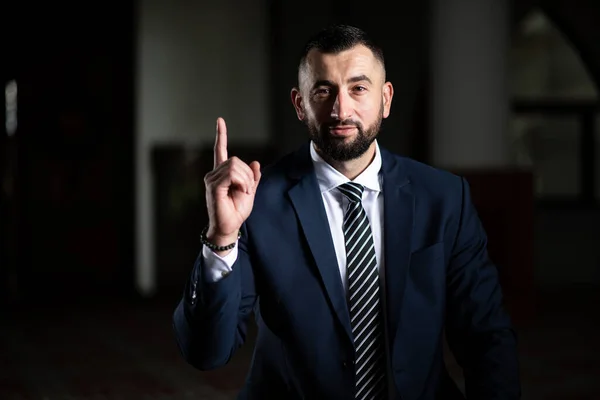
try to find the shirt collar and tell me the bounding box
[309,140,383,194]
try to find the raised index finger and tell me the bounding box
[214,117,228,169]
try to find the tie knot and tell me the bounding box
[338,182,364,203]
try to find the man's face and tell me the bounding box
[292,44,393,162]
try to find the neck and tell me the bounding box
[317,142,377,180]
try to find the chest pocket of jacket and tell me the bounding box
[408,242,446,300]
[410,242,445,268]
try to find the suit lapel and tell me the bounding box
[286,144,354,346]
[381,149,414,355]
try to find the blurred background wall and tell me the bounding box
[1,0,600,397]
[2,0,599,314]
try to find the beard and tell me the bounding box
[306,106,383,162]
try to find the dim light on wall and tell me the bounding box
[5,79,17,136]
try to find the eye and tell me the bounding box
[353,85,367,92]
[312,87,332,100]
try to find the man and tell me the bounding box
[173,24,521,399]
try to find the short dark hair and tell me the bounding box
[298,24,385,76]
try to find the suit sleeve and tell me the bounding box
[172,223,257,370]
[445,177,521,399]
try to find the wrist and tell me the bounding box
[201,225,240,253]
[205,227,240,246]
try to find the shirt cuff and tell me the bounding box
[201,243,239,282]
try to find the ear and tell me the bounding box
[382,82,394,119]
[291,87,305,120]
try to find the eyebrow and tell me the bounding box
[312,74,373,89]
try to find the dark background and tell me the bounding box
[1,0,599,398]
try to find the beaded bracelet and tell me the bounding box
[200,225,241,251]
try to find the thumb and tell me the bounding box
[249,161,261,184]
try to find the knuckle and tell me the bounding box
[204,174,215,188]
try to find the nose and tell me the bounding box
[331,92,353,120]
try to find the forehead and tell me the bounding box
[303,44,382,83]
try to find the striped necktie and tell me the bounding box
[338,182,387,400]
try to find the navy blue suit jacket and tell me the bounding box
[173,143,521,399]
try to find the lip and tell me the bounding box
[329,126,357,136]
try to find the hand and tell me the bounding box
[204,117,261,249]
